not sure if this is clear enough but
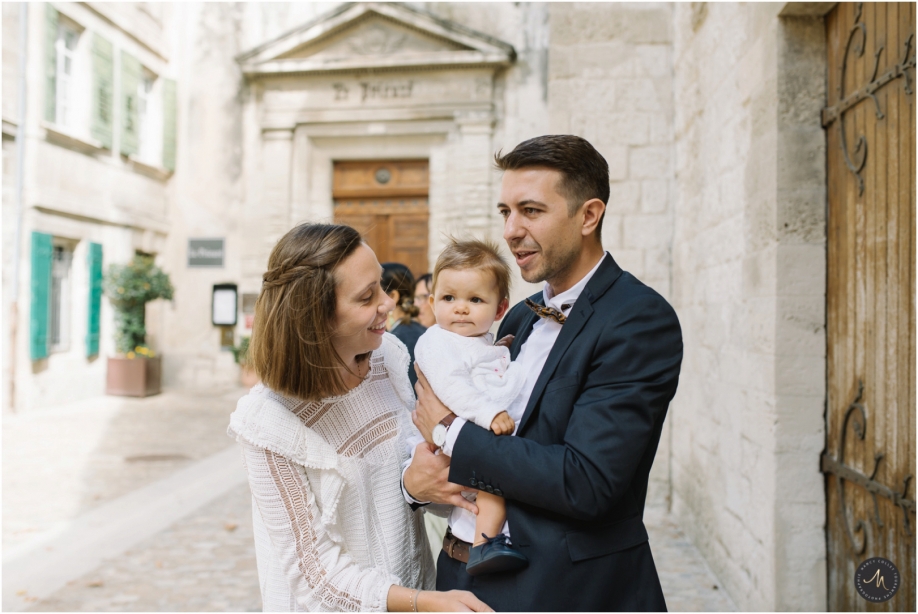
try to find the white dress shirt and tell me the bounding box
[437,253,609,544]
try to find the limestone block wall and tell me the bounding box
[669,3,827,610]
[547,2,676,508]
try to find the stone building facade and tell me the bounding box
[4,2,913,611]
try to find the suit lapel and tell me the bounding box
[517,254,624,433]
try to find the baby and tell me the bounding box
[414,238,528,576]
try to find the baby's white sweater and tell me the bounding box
[414,324,526,430]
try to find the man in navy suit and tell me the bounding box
[404,135,682,611]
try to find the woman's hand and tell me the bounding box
[418,590,493,612]
[495,334,515,348]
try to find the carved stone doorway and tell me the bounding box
[822,2,915,610]
[332,159,430,278]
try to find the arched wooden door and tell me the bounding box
[823,3,915,610]
[332,159,429,278]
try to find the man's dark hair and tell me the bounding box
[494,135,609,240]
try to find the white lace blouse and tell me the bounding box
[228,334,435,612]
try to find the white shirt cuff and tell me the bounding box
[440,417,467,457]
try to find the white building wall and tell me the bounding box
[669,3,827,610]
[10,2,174,411]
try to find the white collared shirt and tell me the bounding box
[439,252,609,543]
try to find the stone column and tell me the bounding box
[436,110,496,251]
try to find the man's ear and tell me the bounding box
[494,297,510,321]
[580,198,606,238]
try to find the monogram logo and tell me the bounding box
[855,557,900,603]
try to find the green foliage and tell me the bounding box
[231,335,250,365]
[104,255,174,355]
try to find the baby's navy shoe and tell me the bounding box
[465,533,528,576]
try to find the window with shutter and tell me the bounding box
[86,243,103,357]
[54,23,79,129]
[49,243,74,352]
[138,69,160,163]
[90,33,113,149]
[30,232,53,361]
[120,51,141,156]
[162,78,176,171]
[45,5,58,122]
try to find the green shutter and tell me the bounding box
[120,52,141,156]
[30,232,53,360]
[45,4,58,123]
[86,242,103,357]
[90,33,114,149]
[162,78,176,171]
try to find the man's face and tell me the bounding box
[498,168,583,285]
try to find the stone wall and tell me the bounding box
[547,1,676,508]
[669,3,828,609]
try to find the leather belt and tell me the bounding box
[442,529,471,564]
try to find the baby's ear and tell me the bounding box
[494,297,510,321]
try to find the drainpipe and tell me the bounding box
[8,2,29,413]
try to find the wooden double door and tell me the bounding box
[824,3,915,610]
[332,159,429,278]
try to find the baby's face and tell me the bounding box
[431,268,508,337]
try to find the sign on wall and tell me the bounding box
[188,238,224,268]
[212,284,238,326]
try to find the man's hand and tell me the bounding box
[413,365,453,443]
[489,411,515,436]
[404,442,479,514]
[495,334,515,348]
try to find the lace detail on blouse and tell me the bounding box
[229,334,434,611]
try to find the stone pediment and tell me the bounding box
[237,2,515,77]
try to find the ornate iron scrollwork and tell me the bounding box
[821,3,917,195]
[822,380,917,554]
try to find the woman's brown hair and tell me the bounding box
[249,223,363,401]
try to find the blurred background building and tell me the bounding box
[2,2,914,611]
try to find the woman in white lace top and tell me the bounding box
[228,224,491,612]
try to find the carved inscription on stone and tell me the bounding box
[332,81,414,103]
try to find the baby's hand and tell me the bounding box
[490,411,515,436]
[495,334,515,348]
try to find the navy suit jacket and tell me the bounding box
[444,254,683,611]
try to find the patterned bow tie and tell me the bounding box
[525,298,570,325]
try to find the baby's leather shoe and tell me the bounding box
[465,533,529,576]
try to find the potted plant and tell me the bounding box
[232,335,259,388]
[104,254,174,397]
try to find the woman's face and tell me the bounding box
[414,278,436,328]
[331,243,395,362]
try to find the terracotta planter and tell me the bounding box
[240,364,259,388]
[106,356,162,397]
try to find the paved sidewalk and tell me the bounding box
[4,389,735,612]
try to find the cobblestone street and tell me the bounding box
[4,389,734,612]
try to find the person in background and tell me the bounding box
[414,273,436,328]
[382,263,427,387]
